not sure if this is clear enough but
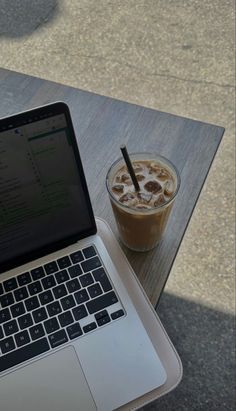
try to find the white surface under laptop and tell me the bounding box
[0,220,170,411]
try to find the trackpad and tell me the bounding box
[0,346,97,411]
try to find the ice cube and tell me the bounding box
[119,173,132,185]
[112,184,124,194]
[133,163,143,173]
[115,175,122,183]
[154,194,166,207]
[136,174,145,181]
[144,180,162,194]
[135,204,151,210]
[119,192,135,203]
[149,162,162,173]
[137,192,152,203]
[120,173,130,182]
[164,180,174,197]
[156,168,170,180]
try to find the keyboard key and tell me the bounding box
[97,316,111,327]
[57,256,71,269]
[87,283,103,299]
[46,301,62,317]
[29,324,45,340]
[42,275,56,290]
[0,308,11,324]
[3,277,17,292]
[83,322,97,333]
[0,338,50,373]
[67,323,83,340]
[58,311,73,327]
[44,317,59,334]
[3,319,19,336]
[94,310,108,321]
[66,278,81,293]
[15,330,30,347]
[0,283,3,295]
[31,266,45,281]
[0,292,14,308]
[68,264,82,278]
[28,281,43,296]
[25,296,40,311]
[55,270,69,284]
[70,251,84,264]
[52,284,67,299]
[32,307,48,323]
[49,329,68,349]
[60,295,76,311]
[14,286,29,302]
[0,325,3,339]
[17,272,31,286]
[72,304,88,321]
[92,268,112,292]
[95,310,110,326]
[111,309,125,320]
[86,291,118,314]
[74,289,89,305]
[80,273,94,288]
[0,336,16,354]
[39,290,54,305]
[18,313,33,330]
[10,302,25,318]
[82,246,96,259]
[44,261,59,275]
[81,257,102,273]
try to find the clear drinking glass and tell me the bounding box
[106,153,180,252]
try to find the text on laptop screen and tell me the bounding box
[0,112,93,269]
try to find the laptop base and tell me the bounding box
[95,217,182,410]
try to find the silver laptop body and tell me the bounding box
[0,103,166,411]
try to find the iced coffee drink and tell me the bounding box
[106,153,180,251]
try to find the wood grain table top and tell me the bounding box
[0,68,224,308]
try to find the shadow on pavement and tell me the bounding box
[142,292,235,410]
[0,0,58,38]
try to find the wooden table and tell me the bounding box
[0,68,224,309]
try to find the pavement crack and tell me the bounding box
[122,61,235,89]
[70,53,235,90]
[148,72,235,89]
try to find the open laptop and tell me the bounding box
[0,102,166,411]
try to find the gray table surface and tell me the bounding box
[0,68,224,308]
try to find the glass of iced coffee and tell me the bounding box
[106,153,180,252]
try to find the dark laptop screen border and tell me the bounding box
[0,102,97,274]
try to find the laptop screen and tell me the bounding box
[0,103,96,272]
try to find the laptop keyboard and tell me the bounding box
[0,245,124,373]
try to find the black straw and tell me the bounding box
[120,145,140,191]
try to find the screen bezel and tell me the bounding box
[0,101,97,274]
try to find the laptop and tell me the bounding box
[0,102,166,411]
